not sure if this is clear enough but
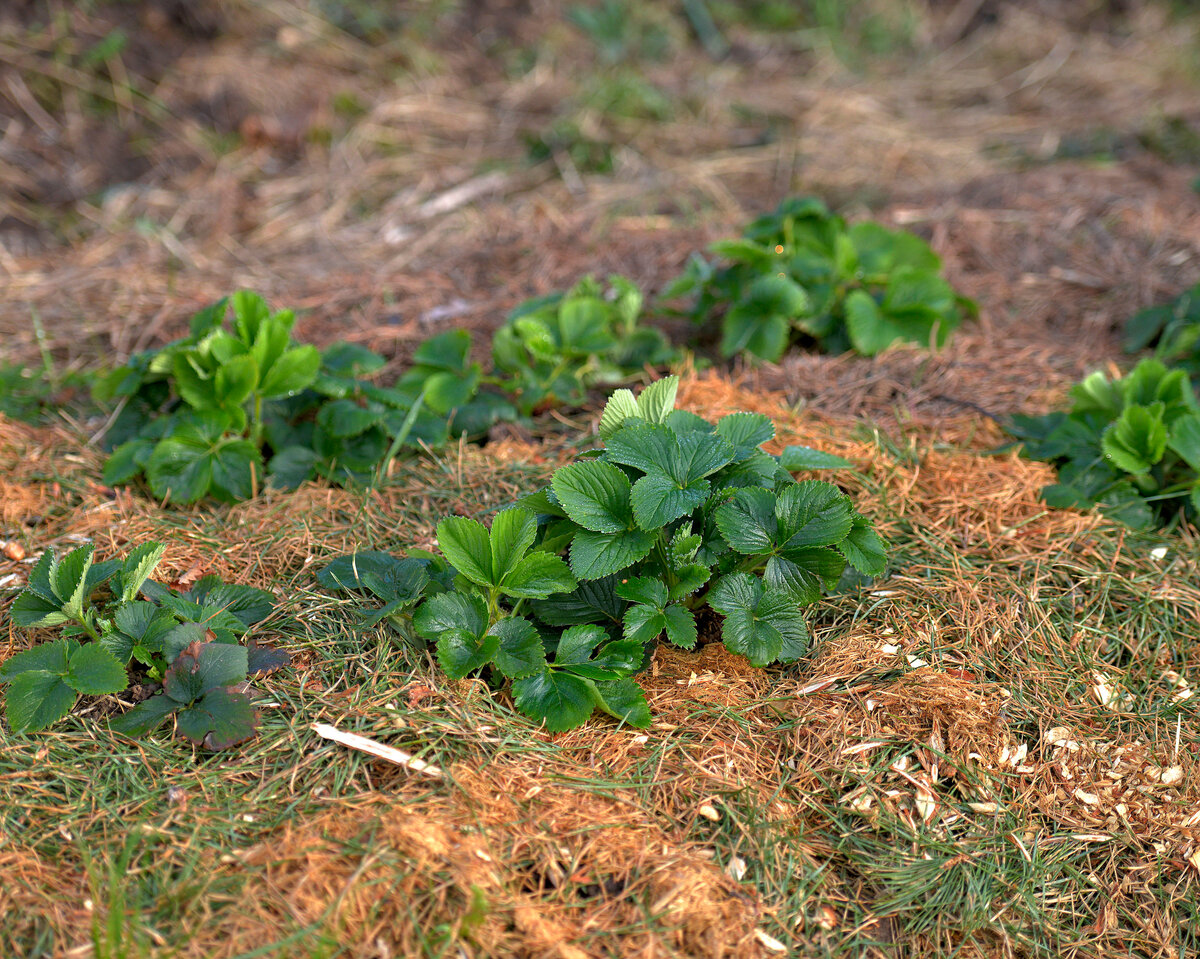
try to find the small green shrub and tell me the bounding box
[319,376,885,732]
[1008,359,1200,529]
[2,542,285,748]
[664,196,974,361]
[1124,281,1200,383]
[95,292,444,502]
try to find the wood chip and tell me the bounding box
[311,722,442,778]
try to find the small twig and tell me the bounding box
[312,722,443,778]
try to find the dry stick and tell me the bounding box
[312,722,443,779]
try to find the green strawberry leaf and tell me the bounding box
[488,509,538,583]
[500,552,577,599]
[489,617,547,679]
[512,668,595,732]
[118,542,166,604]
[0,639,73,681]
[5,670,77,732]
[838,523,887,577]
[175,686,258,749]
[11,590,70,628]
[258,344,320,398]
[552,460,636,533]
[54,544,95,621]
[708,572,810,666]
[1101,404,1167,474]
[66,643,127,695]
[109,692,179,737]
[413,591,488,645]
[588,677,651,727]
[162,642,249,704]
[778,446,853,471]
[436,516,494,587]
[436,628,500,679]
[568,528,656,581]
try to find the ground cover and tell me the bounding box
[3,1,1200,956]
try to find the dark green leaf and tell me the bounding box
[489,617,547,679]
[5,670,76,732]
[569,528,655,581]
[436,628,500,679]
[176,686,257,749]
[553,460,637,534]
[162,642,249,704]
[500,552,577,599]
[512,668,595,731]
[588,678,651,727]
[66,643,127,695]
[0,639,72,681]
[413,591,488,644]
[778,446,853,471]
[109,693,179,737]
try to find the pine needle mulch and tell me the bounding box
[2,367,1199,958]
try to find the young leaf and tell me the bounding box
[598,389,640,439]
[634,375,679,424]
[1102,404,1167,474]
[54,543,95,621]
[436,517,494,587]
[489,509,539,583]
[118,542,166,604]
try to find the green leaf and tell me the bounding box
[66,643,127,695]
[5,670,76,732]
[662,604,698,648]
[839,524,887,577]
[708,573,810,666]
[567,640,644,680]
[553,460,636,533]
[232,290,271,341]
[554,625,610,666]
[630,473,711,529]
[436,517,494,587]
[721,310,789,361]
[776,481,855,548]
[11,590,69,628]
[569,528,655,581]
[213,353,258,407]
[489,617,547,679]
[267,446,321,489]
[1168,414,1200,471]
[175,686,257,749]
[715,487,776,554]
[258,344,320,398]
[845,290,904,356]
[489,509,538,583]
[500,552,577,599]
[530,576,625,627]
[0,640,72,681]
[162,642,249,704]
[412,329,472,371]
[103,438,156,485]
[766,547,845,605]
[119,542,166,604]
[1101,404,1168,474]
[588,678,651,727]
[413,591,488,644]
[512,668,595,731]
[778,446,853,470]
[615,577,668,608]
[436,629,500,679]
[623,603,667,644]
[54,544,94,621]
[716,412,775,450]
[598,388,640,439]
[316,399,385,438]
[635,376,679,423]
[109,693,179,737]
[145,430,262,504]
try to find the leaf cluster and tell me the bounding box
[1008,359,1200,529]
[95,292,442,503]
[2,542,285,748]
[663,196,975,361]
[318,376,885,732]
[1124,281,1200,384]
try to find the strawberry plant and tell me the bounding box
[1008,359,1200,529]
[319,376,885,732]
[664,196,974,361]
[1124,281,1200,383]
[493,274,680,416]
[1,541,284,748]
[95,292,443,502]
